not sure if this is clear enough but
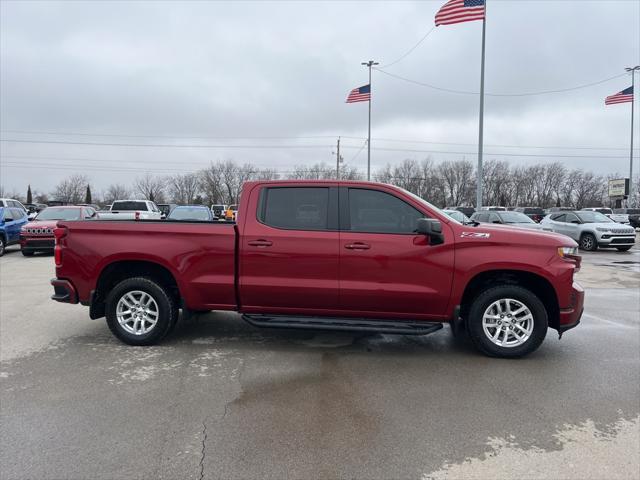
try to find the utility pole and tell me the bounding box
[361,60,379,181]
[334,136,343,180]
[625,65,639,206]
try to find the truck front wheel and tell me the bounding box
[466,285,548,358]
[105,277,177,346]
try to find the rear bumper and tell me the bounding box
[50,278,78,304]
[558,281,584,333]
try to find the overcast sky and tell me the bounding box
[1,0,639,196]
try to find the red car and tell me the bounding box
[21,206,96,256]
[50,181,583,358]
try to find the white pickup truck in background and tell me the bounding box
[97,200,163,220]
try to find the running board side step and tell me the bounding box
[242,314,444,336]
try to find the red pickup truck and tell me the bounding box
[51,180,584,358]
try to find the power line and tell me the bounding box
[349,140,368,163]
[379,26,436,69]
[0,130,339,141]
[0,139,334,149]
[374,68,629,97]
[3,130,635,151]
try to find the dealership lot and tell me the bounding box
[1,241,639,480]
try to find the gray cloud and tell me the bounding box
[1,0,639,195]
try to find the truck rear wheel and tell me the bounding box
[466,285,548,358]
[105,277,177,346]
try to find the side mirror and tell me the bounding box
[571,220,580,224]
[492,220,501,224]
[416,218,444,245]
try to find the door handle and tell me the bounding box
[248,239,273,247]
[344,242,370,250]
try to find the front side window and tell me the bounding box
[564,213,580,224]
[489,213,501,223]
[348,188,423,234]
[3,209,14,221]
[576,211,612,223]
[261,187,329,230]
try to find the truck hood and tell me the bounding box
[457,222,575,247]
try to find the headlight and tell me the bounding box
[557,246,579,257]
[595,227,611,232]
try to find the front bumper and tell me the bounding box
[596,233,635,247]
[51,278,78,304]
[20,236,55,251]
[558,281,584,335]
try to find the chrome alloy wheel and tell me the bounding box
[116,290,159,335]
[482,298,534,348]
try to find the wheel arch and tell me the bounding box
[459,269,560,330]
[91,260,181,319]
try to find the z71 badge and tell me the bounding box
[461,232,491,238]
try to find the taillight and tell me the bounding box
[134,211,140,221]
[53,227,67,266]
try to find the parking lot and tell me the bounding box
[1,240,639,480]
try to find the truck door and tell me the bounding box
[240,186,340,312]
[338,187,454,318]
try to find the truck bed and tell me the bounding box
[57,220,238,310]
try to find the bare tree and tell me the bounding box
[168,173,200,204]
[103,184,130,204]
[52,174,89,203]
[134,173,166,203]
[439,159,475,207]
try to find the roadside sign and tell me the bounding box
[608,178,629,198]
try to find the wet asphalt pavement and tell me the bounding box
[1,241,639,479]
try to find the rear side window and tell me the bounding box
[347,188,423,234]
[112,201,147,211]
[261,187,330,230]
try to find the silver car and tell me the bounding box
[470,211,546,231]
[540,211,636,251]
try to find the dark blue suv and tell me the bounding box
[0,207,28,256]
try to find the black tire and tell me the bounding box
[21,250,34,257]
[0,237,4,257]
[466,285,548,358]
[579,233,597,251]
[105,277,178,346]
[616,246,632,252]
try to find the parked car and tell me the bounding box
[479,206,507,211]
[0,198,27,213]
[580,207,627,223]
[157,203,178,219]
[445,206,475,218]
[24,203,48,220]
[442,209,471,224]
[541,211,636,251]
[471,211,545,231]
[613,208,640,228]
[0,206,29,256]
[514,207,546,223]
[20,206,96,256]
[211,204,228,220]
[97,200,162,221]
[167,205,214,222]
[51,180,584,358]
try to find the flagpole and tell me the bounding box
[362,60,378,181]
[626,66,639,206]
[476,7,487,209]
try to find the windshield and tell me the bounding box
[576,211,612,223]
[443,210,470,224]
[499,212,535,223]
[35,208,81,221]
[168,207,211,221]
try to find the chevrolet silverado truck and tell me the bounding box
[97,200,162,221]
[51,180,584,358]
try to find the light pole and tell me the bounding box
[362,60,379,181]
[625,65,639,206]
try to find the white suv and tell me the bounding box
[0,198,27,213]
[541,211,635,251]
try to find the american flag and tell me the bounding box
[435,0,485,26]
[605,86,633,105]
[346,84,371,103]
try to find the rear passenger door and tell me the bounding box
[338,187,453,317]
[240,186,340,312]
